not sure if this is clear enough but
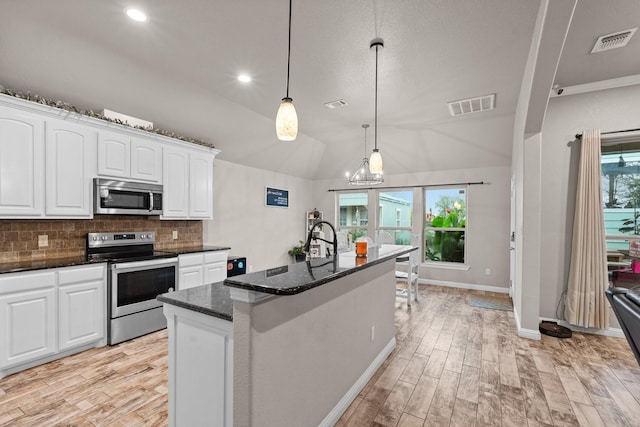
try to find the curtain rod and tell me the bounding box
[327,181,485,192]
[575,128,640,139]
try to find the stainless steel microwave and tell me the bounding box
[94,178,163,215]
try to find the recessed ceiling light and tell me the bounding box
[125,8,149,22]
[238,74,252,83]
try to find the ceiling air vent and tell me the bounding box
[448,93,495,117]
[324,99,348,109]
[591,28,637,53]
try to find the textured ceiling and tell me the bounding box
[0,0,637,179]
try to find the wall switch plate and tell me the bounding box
[485,268,491,275]
[38,235,48,248]
[172,230,178,240]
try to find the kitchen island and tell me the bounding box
[159,244,417,427]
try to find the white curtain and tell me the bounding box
[565,129,609,329]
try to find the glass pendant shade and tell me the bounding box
[369,149,383,174]
[347,124,383,185]
[276,97,298,141]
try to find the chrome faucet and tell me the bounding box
[304,220,338,258]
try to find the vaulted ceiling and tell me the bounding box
[1,0,639,179]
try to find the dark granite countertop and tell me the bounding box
[0,256,107,275]
[166,245,231,255]
[157,281,233,321]
[224,244,417,296]
[0,244,232,275]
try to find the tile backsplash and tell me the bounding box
[0,216,202,262]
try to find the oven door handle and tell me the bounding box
[112,258,178,270]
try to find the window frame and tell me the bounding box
[423,185,468,266]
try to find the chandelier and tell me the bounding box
[346,124,384,185]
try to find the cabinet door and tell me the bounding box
[131,138,162,183]
[0,288,56,368]
[0,106,44,216]
[179,265,204,290]
[45,119,97,217]
[204,262,227,284]
[189,152,213,218]
[58,279,105,351]
[162,147,189,218]
[98,132,130,178]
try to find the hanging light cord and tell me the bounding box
[285,0,292,99]
[374,44,378,151]
[363,125,368,158]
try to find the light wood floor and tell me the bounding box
[1,284,639,426]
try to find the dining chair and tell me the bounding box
[376,231,394,245]
[395,233,420,305]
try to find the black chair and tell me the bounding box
[606,286,640,365]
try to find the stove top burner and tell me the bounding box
[86,231,176,262]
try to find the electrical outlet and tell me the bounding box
[172,230,178,240]
[370,325,375,342]
[38,235,48,248]
[485,268,491,275]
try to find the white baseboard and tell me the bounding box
[319,337,396,427]
[513,305,541,340]
[420,279,509,294]
[539,317,625,338]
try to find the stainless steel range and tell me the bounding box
[87,231,177,345]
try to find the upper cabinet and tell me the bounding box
[0,106,45,216]
[98,133,162,183]
[162,147,215,219]
[0,94,219,220]
[45,119,97,217]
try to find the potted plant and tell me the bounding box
[288,240,306,263]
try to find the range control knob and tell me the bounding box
[140,235,146,239]
[92,236,98,241]
[101,235,107,241]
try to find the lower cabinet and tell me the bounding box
[178,251,229,290]
[58,265,106,351]
[0,264,106,378]
[0,272,56,369]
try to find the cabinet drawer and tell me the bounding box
[58,265,106,285]
[179,253,204,267]
[0,271,56,293]
[204,251,228,264]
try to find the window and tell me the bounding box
[377,191,413,244]
[424,187,466,263]
[602,143,640,268]
[338,193,368,242]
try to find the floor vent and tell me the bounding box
[448,93,495,117]
[324,99,348,109]
[591,28,637,53]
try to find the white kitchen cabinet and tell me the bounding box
[98,132,162,183]
[0,106,45,217]
[163,147,190,218]
[163,146,215,220]
[189,152,214,218]
[178,251,229,290]
[131,137,162,182]
[45,119,97,217]
[178,253,205,290]
[0,271,56,369]
[58,264,106,351]
[0,264,107,378]
[98,131,130,178]
[204,251,228,284]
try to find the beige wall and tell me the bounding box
[204,159,314,272]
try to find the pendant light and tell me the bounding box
[369,38,384,174]
[618,145,626,168]
[346,124,384,185]
[275,0,298,141]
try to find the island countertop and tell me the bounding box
[224,244,417,296]
[158,281,233,321]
